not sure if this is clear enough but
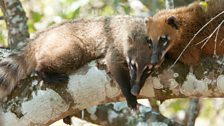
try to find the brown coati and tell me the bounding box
[0,16,152,108]
[145,0,224,66]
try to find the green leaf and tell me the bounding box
[200,1,208,12]
[32,11,42,23]
[28,20,35,33]
[120,3,131,14]
[101,6,114,16]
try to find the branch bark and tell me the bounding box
[0,0,29,49]
[1,47,224,125]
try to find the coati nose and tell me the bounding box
[150,54,159,65]
[131,84,140,96]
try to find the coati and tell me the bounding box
[145,0,224,66]
[0,16,152,108]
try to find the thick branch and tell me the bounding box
[1,48,224,125]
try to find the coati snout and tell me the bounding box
[132,65,153,96]
[147,35,170,66]
[127,58,153,96]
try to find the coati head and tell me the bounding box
[125,33,153,96]
[145,16,180,66]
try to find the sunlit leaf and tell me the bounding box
[200,1,208,12]
[32,11,42,22]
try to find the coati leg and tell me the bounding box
[36,70,69,84]
[106,51,137,109]
[109,62,137,108]
[35,64,69,84]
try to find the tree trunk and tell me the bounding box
[185,98,201,126]
[0,0,29,49]
[165,0,174,9]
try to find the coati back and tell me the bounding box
[145,0,224,66]
[0,16,152,108]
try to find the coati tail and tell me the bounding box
[0,45,36,98]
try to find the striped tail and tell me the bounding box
[0,45,36,98]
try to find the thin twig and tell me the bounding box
[200,20,224,49]
[219,38,224,45]
[214,20,222,55]
[170,10,224,69]
[198,19,223,55]
[195,36,209,45]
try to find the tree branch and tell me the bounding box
[1,48,224,125]
[185,98,200,126]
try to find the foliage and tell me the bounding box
[0,11,7,47]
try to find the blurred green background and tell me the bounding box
[0,0,194,47]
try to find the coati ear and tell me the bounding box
[166,16,179,30]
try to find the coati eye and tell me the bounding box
[130,60,136,70]
[147,37,152,47]
[160,35,168,47]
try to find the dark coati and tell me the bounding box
[145,0,224,66]
[0,16,152,108]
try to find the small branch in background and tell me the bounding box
[148,98,160,112]
[0,0,29,50]
[0,0,6,27]
[185,98,201,126]
[0,16,4,20]
[73,102,183,126]
[165,0,174,9]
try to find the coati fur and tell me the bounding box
[146,0,224,66]
[0,16,152,108]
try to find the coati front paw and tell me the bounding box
[126,96,138,109]
[37,71,69,84]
